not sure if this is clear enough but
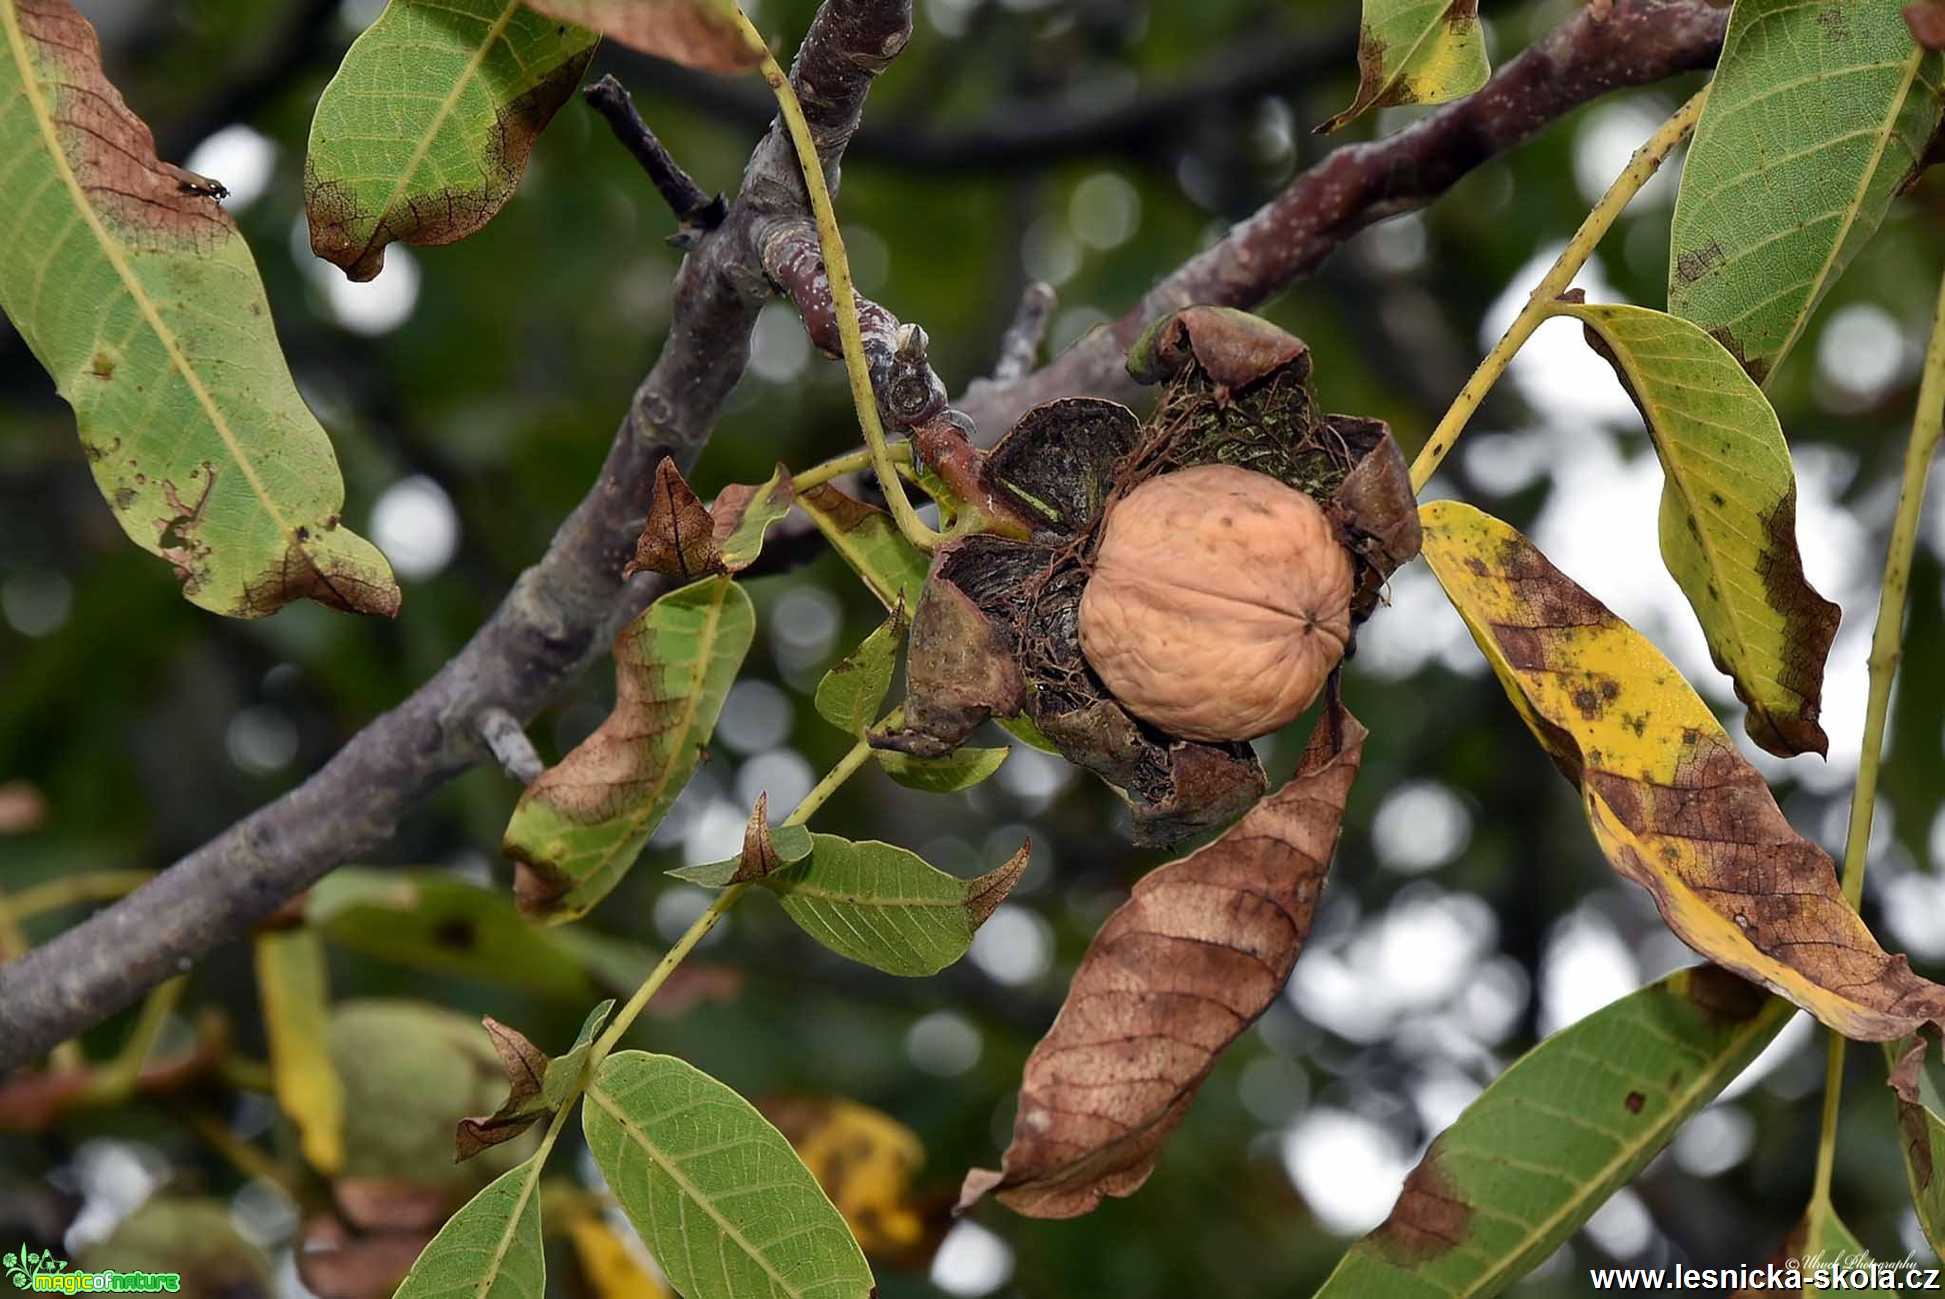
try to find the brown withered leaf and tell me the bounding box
[454,1017,549,1161]
[1126,304,1312,391]
[1423,502,1945,1048]
[1911,1,1945,49]
[299,1211,437,1299]
[961,705,1365,1218]
[523,0,766,74]
[873,542,1027,758]
[1325,414,1422,620]
[625,457,723,581]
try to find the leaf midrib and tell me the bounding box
[1769,43,1925,374]
[2,0,299,547]
[1574,307,1789,708]
[357,0,524,263]
[476,1158,543,1299]
[615,579,736,845]
[585,1079,828,1299]
[1450,995,1786,1298]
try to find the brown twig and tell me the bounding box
[583,74,728,248]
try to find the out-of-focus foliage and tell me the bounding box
[5,0,1945,1296]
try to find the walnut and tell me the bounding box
[1078,464,1353,742]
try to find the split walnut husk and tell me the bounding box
[876,306,1419,844]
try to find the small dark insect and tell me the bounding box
[173,168,229,200]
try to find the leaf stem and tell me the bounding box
[739,11,943,552]
[83,975,184,1103]
[791,441,913,493]
[1810,264,1945,1212]
[587,734,875,1062]
[1407,88,1706,493]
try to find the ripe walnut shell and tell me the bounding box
[1078,464,1352,743]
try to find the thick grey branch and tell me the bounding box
[0,0,916,1073]
[0,0,1726,1071]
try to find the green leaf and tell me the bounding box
[766,835,1028,976]
[393,1156,547,1299]
[1669,0,1944,383]
[305,868,600,1000]
[1890,1037,1945,1256]
[1318,0,1489,133]
[304,0,598,281]
[253,928,345,1175]
[524,0,764,73]
[1758,1206,1897,1297]
[997,714,1061,755]
[0,0,400,619]
[716,464,796,574]
[797,484,929,614]
[504,577,755,924]
[815,611,905,736]
[542,1000,615,1109]
[1314,966,1790,1297]
[876,745,1010,793]
[1548,300,1841,759]
[581,1051,874,1299]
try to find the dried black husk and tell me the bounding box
[876,307,1419,844]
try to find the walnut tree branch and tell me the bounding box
[956,0,1728,438]
[0,0,1726,1071]
[0,0,918,1073]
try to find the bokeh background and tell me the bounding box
[5,0,1945,1294]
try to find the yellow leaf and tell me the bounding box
[566,1213,673,1299]
[1420,500,1945,1044]
[253,928,345,1174]
[766,1097,930,1257]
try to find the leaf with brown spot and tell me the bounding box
[304,0,598,281]
[503,576,755,924]
[1317,0,1489,134]
[0,0,399,618]
[1890,1035,1945,1254]
[624,457,723,581]
[959,706,1363,1219]
[523,0,765,73]
[1669,0,1943,382]
[797,482,930,612]
[712,463,795,572]
[1549,299,1840,757]
[1316,965,1790,1295]
[1422,501,1945,1045]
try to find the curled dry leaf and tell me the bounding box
[455,998,614,1161]
[1422,501,1945,1047]
[883,307,1413,844]
[960,705,1364,1218]
[667,791,813,886]
[0,0,399,618]
[625,457,722,581]
[524,0,767,73]
[453,1016,547,1161]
